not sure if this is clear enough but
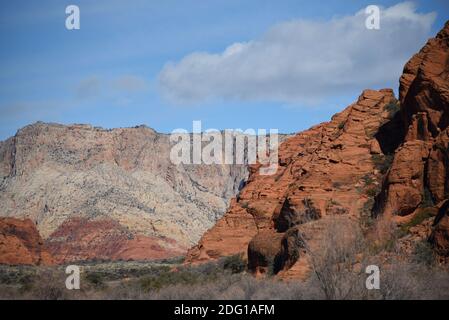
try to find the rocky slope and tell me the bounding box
[0,218,53,265]
[0,123,248,263]
[187,21,449,273]
[187,89,397,272]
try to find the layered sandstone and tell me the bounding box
[0,123,247,263]
[373,22,449,257]
[45,217,187,264]
[376,22,449,218]
[187,21,449,270]
[187,88,398,272]
[0,218,54,265]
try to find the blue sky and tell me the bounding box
[0,0,448,140]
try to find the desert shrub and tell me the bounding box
[157,256,185,264]
[138,260,232,292]
[359,198,376,229]
[413,240,436,266]
[365,187,379,198]
[94,260,449,300]
[0,266,36,286]
[303,198,322,221]
[140,269,199,292]
[338,121,345,130]
[372,154,394,174]
[375,262,420,300]
[222,254,246,274]
[23,269,69,300]
[240,201,249,209]
[309,219,367,300]
[85,272,106,288]
[366,218,399,254]
[372,261,449,300]
[2,257,449,300]
[80,261,175,281]
[361,174,375,185]
[146,273,319,300]
[385,99,400,118]
[399,207,435,235]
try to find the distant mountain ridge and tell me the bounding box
[0,122,248,263]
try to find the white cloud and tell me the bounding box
[158,2,436,105]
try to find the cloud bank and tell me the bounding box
[158,2,436,105]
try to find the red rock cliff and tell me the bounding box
[187,88,398,273]
[376,21,449,217]
[0,217,54,265]
[187,21,449,271]
[375,21,449,257]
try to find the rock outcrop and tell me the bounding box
[0,217,54,265]
[45,217,186,264]
[187,88,398,273]
[188,21,449,272]
[376,22,449,218]
[0,123,247,263]
[371,22,449,256]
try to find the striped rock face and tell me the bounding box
[0,124,248,263]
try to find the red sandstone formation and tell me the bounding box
[376,21,449,218]
[187,21,449,273]
[45,217,186,264]
[0,218,54,265]
[187,88,397,273]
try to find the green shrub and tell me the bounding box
[361,174,375,185]
[399,207,435,235]
[222,254,246,274]
[240,201,249,209]
[85,272,106,288]
[385,99,400,118]
[138,261,231,292]
[157,256,185,264]
[140,269,200,292]
[365,187,379,198]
